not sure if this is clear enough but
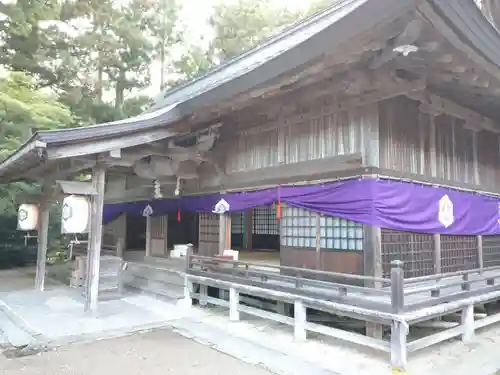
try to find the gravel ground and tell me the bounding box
[0,329,276,375]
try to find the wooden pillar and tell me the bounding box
[244,209,253,250]
[35,185,51,291]
[294,299,306,342]
[390,260,407,372]
[477,235,484,270]
[433,233,441,274]
[472,131,483,271]
[315,213,321,270]
[163,215,169,256]
[116,214,125,259]
[84,164,106,313]
[218,213,231,255]
[363,224,383,339]
[361,105,382,338]
[461,304,475,343]
[145,215,152,257]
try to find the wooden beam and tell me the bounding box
[406,90,499,134]
[34,184,51,291]
[84,164,106,313]
[46,128,181,160]
[199,154,363,192]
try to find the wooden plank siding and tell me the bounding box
[220,102,378,173]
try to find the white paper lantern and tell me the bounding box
[17,204,39,231]
[61,195,90,234]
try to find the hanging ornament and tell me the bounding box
[153,180,162,199]
[177,207,181,222]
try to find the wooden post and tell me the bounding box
[116,214,125,259]
[433,234,441,274]
[35,185,51,291]
[461,304,475,343]
[244,209,253,250]
[218,212,230,255]
[294,299,306,342]
[363,224,383,339]
[84,164,106,313]
[163,215,169,256]
[199,285,208,306]
[229,287,240,321]
[145,215,152,257]
[315,213,321,270]
[183,244,193,306]
[477,235,484,271]
[390,260,407,372]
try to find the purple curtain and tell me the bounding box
[103,178,500,236]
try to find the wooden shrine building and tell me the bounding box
[2,0,500,311]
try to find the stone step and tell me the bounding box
[126,275,184,300]
[122,260,185,300]
[125,264,184,286]
[0,309,37,348]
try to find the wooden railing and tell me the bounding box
[181,247,500,372]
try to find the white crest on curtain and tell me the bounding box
[142,204,154,217]
[438,194,454,228]
[213,199,230,214]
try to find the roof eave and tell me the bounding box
[0,138,46,181]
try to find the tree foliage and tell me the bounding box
[0,0,332,225]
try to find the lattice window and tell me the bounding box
[253,205,279,235]
[320,216,363,251]
[381,229,434,278]
[231,212,244,234]
[199,212,219,243]
[280,206,316,248]
[440,235,478,273]
[483,235,500,267]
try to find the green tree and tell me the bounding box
[209,0,299,62]
[0,72,73,213]
[0,0,83,89]
[148,0,181,91]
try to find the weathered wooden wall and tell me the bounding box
[378,96,500,275]
[220,101,378,173]
[379,96,500,186]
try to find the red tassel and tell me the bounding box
[276,185,282,220]
[177,208,181,222]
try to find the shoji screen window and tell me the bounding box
[320,216,363,251]
[280,206,316,248]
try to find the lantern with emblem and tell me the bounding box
[17,204,39,231]
[61,195,91,234]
